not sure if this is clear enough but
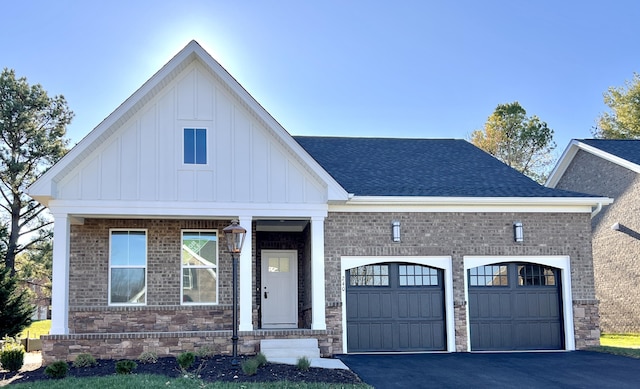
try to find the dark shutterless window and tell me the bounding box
[184,128,207,164]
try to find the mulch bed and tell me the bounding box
[6,355,363,385]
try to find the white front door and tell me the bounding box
[261,250,298,328]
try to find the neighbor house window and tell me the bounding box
[109,230,146,304]
[184,128,207,164]
[182,231,218,304]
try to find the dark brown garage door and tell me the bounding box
[468,262,563,351]
[346,263,446,352]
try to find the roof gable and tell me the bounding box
[295,137,593,198]
[29,41,348,206]
[547,139,640,188]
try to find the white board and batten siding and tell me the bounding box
[55,62,327,207]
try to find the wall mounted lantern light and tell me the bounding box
[513,221,524,243]
[392,220,401,242]
[223,219,247,366]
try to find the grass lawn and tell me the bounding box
[10,374,372,389]
[600,333,640,348]
[19,320,51,339]
[591,333,640,359]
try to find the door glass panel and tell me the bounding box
[268,257,290,272]
[399,264,439,286]
[469,265,508,286]
[349,265,389,286]
[518,264,556,286]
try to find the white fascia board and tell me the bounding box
[329,195,613,213]
[546,140,581,188]
[47,199,328,219]
[546,140,640,188]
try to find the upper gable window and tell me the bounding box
[184,128,207,164]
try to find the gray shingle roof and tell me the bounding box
[579,139,640,166]
[294,136,592,197]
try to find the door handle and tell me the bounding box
[264,291,268,299]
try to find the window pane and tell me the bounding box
[349,265,389,286]
[195,129,207,164]
[184,128,195,164]
[111,268,145,303]
[182,232,217,266]
[111,231,145,266]
[469,265,508,287]
[182,268,217,303]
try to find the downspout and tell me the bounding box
[591,202,603,219]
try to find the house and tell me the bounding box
[547,139,640,334]
[28,41,611,363]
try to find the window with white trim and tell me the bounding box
[182,230,218,304]
[183,128,207,164]
[109,230,147,304]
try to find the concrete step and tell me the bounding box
[260,338,320,359]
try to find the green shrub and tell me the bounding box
[1,336,25,372]
[241,357,260,376]
[72,353,97,368]
[255,352,268,367]
[195,345,215,358]
[44,360,69,379]
[115,359,137,374]
[296,356,311,371]
[138,350,158,364]
[176,351,195,370]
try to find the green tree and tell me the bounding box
[0,68,73,276]
[594,72,640,139]
[470,101,556,183]
[0,264,33,337]
[16,239,52,309]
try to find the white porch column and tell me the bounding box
[311,216,327,330]
[238,216,253,331]
[50,213,70,335]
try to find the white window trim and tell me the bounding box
[181,229,219,305]
[108,228,148,306]
[463,256,575,352]
[340,256,455,353]
[182,127,209,166]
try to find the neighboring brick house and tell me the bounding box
[29,41,611,363]
[547,139,640,334]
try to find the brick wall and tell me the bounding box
[323,211,598,349]
[556,150,640,333]
[48,211,597,362]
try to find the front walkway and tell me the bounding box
[338,351,640,388]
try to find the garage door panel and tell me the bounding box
[469,262,563,351]
[347,263,446,352]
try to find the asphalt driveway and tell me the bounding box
[338,351,640,388]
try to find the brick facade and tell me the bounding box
[43,210,598,362]
[556,149,640,333]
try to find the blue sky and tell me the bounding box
[3,1,640,157]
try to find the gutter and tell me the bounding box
[591,202,603,219]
